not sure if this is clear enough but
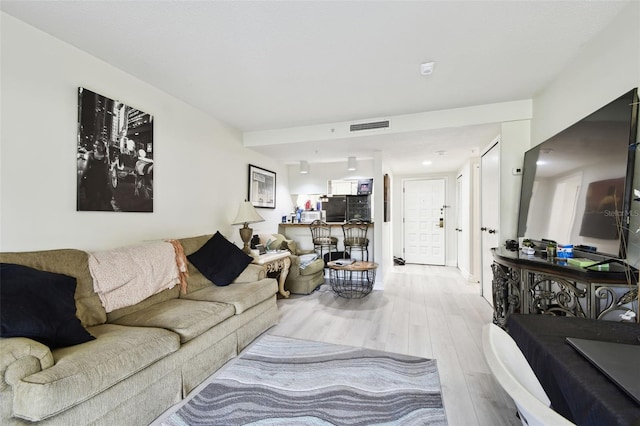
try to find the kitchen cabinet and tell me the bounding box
[329,180,357,195]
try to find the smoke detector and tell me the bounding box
[420,61,435,76]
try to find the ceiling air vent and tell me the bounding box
[350,120,390,132]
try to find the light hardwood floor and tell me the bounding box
[269,264,521,426]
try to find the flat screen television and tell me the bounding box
[517,88,639,258]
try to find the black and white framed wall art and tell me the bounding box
[248,164,276,209]
[77,87,154,212]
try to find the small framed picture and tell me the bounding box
[255,244,266,255]
[248,164,276,209]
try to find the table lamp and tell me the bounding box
[232,201,265,254]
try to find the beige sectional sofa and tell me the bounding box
[0,234,279,426]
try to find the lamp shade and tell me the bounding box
[232,201,265,225]
[347,156,357,171]
[300,160,309,174]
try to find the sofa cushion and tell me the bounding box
[0,249,106,327]
[110,299,235,343]
[13,324,179,422]
[298,256,325,276]
[182,278,278,314]
[187,231,252,286]
[177,234,215,292]
[0,263,95,348]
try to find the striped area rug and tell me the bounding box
[159,334,446,425]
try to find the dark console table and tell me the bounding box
[491,247,638,328]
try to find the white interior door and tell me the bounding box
[481,141,501,305]
[403,179,446,265]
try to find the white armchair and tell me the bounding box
[482,323,575,426]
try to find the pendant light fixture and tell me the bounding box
[300,160,310,174]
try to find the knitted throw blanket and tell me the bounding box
[89,240,188,313]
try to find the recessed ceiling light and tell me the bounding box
[422,160,432,166]
[420,61,435,76]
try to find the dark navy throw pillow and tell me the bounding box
[0,263,95,348]
[187,231,252,286]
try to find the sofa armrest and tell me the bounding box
[287,255,301,279]
[233,263,266,283]
[1,338,54,388]
[296,249,315,255]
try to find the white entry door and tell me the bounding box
[481,140,501,305]
[403,179,446,265]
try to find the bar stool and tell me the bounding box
[309,220,338,265]
[342,219,369,261]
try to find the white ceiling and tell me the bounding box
[1,1,631,174]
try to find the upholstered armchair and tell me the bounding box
[259,234,325,295]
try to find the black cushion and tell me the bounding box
[187,231,252,286]
[0,263,95,348]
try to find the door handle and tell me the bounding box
[481,227,487,231]
[488,229,496,234]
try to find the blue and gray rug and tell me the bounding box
[161,334,446,425]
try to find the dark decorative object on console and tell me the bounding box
[250,234,260,249]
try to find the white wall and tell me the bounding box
[0,13,288,251]
[532,1,639,147]
[500,120,531,241]
[531,1,639,265]
[245,100,531,147]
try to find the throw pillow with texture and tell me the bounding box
[282,239,298,255]
[0,263,95,348]
[260,233,286,250]
[187,231,252,286]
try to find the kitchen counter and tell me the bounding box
[278,222,374,261]
[279,222,374,227]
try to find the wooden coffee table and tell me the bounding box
[326,260,378,298]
